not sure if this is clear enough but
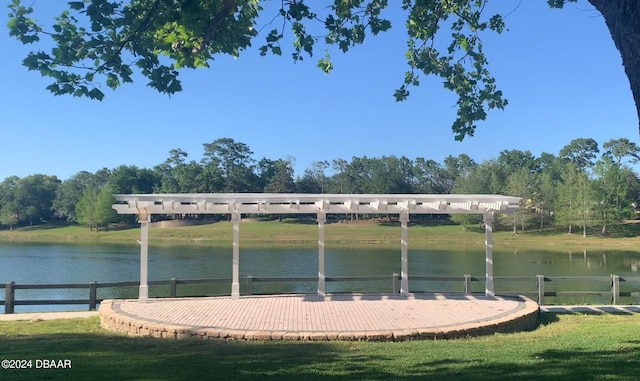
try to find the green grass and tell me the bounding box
[1,314,639,380]
[1,220,640,251]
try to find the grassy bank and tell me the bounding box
[1,220,640,251]
[0,314,639,380]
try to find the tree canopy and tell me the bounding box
[8,0,639,139]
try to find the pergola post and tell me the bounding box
[317,210,326,297]
[484,212,495,297]
[400,209,409,296]
[138,208,150,303]
[231,211,241,300]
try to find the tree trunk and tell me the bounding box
[589,0,640,132]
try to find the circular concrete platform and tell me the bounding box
[99,293,539,341]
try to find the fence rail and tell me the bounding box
[2,274,640,314]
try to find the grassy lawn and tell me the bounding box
[0,313,639,380]
[1,220,640,251]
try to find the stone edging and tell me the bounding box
[99,296,539,341]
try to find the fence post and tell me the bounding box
[536,275,545,305]
[464,274,472,295]
[247,275,253,296]
[611,274,620,305]
[392,273,399,294]
[89,281,97,311]
[5,282,15,314]
[170,278,177,298]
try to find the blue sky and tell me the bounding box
[0,1,637,182]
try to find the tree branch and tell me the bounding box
[194,0,236,54]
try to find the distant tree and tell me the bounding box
[94,187,117,230]
[343,156,374,194]
[557,163,594,237]
[414,158,447,194]
[187,163,224,193]
[75,186,98,230]
[294,161,329,194]
[0,176,19,225]
[602,138,640,166]
[537,171,558,232]
[330,158,348,194]
[367,156,414,194]
[442,154,476,194]
[52,171,97,222]
[202,138,256,192]
[93,167,112,188]
[166,148,189,167]
[454,160,502,195]
[311,161,330,194]
[155,149,225,193]
[154,148,189,193]
[533,152,562,232]
[256,158,278,191]
[13,174,60,225]
[296,168,321,193]
[559,138,599,169]
[575,171,595,238]
[451,161,498,230]
[591,157,636,235]
[555,162,579,234]
[263,159,295,193]
[556,139,600,236]
[505,167,539,234]
[496,149,539,181]
[0,202,19,230]
[108,165,158,194]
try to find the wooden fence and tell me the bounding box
[2,274,640,314]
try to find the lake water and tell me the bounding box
[2,243,640,312]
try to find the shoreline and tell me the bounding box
[0,220,639,251]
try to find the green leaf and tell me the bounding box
[266,29,281,43]
[88,88,104,100]
[68,2,85,11]
[489,15,505,33]
[394,87,409,102]
[46,83,60,93]
[457,36,468,51]
[106,73,119,89]
[317,56,332,74]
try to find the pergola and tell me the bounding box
[112,193,520,302]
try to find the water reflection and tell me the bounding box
[1,243,640,312]
[502,249,640,275]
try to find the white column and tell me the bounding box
[400,209,409,296]
[231,211,241,299]
[317,210,326,297]
[484,212,495,297]
[138,208,150,303]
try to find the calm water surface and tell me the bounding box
[2,243,640,312]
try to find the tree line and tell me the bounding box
[1,137,639,236]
